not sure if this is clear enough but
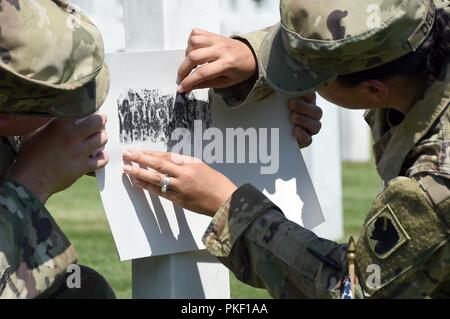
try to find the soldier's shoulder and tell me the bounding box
[355,175,449,296]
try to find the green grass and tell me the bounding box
[342,161,380,240]
[47,177,132,298]
[47,161,379,299]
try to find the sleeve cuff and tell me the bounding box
[202,183,283,257]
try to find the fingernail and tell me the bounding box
[177,85,184,93]
[176,77,181,85]
[123,165,133,174]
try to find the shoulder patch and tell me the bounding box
[366,205,410,259]
[356,176,449,295]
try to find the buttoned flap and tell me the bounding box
[356,177,449,296]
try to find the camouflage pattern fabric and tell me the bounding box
[39,265,116,299]
[0,0,109,118]
[0,173,116,299]
[0,180,77,298]
[262,0,435,95]
[0,0,114,298]
[365,67,450,182]
[216,0,440,105]
[203,183,349,298]
[205,0,450,298]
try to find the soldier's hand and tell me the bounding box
[8,113,109,203]
[123,150,237,217]
[288,94,323,148]
[177,28,257,93]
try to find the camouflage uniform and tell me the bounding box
[0,0,114,298]
[203,0,450,298]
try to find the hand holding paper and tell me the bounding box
[10,113,108,203]
[123,150,238,217]
[96,50,323,261]
[177,28,257,93]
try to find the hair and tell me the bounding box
[338,8,450,87]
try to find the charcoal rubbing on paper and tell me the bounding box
[118,89,212,145]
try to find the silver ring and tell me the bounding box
[161,174,171,193]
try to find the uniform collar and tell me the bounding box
[365,68,450,182]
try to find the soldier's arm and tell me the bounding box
[203,175,450,299]
[0,180,77,299]
[203,183,348,299]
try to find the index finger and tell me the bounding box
[177,47,218,85]
[185,35,214,55]
[178,61,225,93]
[141,150,202,165]
[189,28,211,37]
[123,150,181,177]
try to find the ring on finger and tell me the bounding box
[161,174,171,193]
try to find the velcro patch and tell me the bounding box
[366,205,410,259]
[356,177,449,296]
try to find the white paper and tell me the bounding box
[97,50,324,261]
[211,94,324,230]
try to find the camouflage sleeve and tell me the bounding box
[203,184,348,299]
[0,180,77,299]
[213,27,275,107]
[204,176,450,299]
